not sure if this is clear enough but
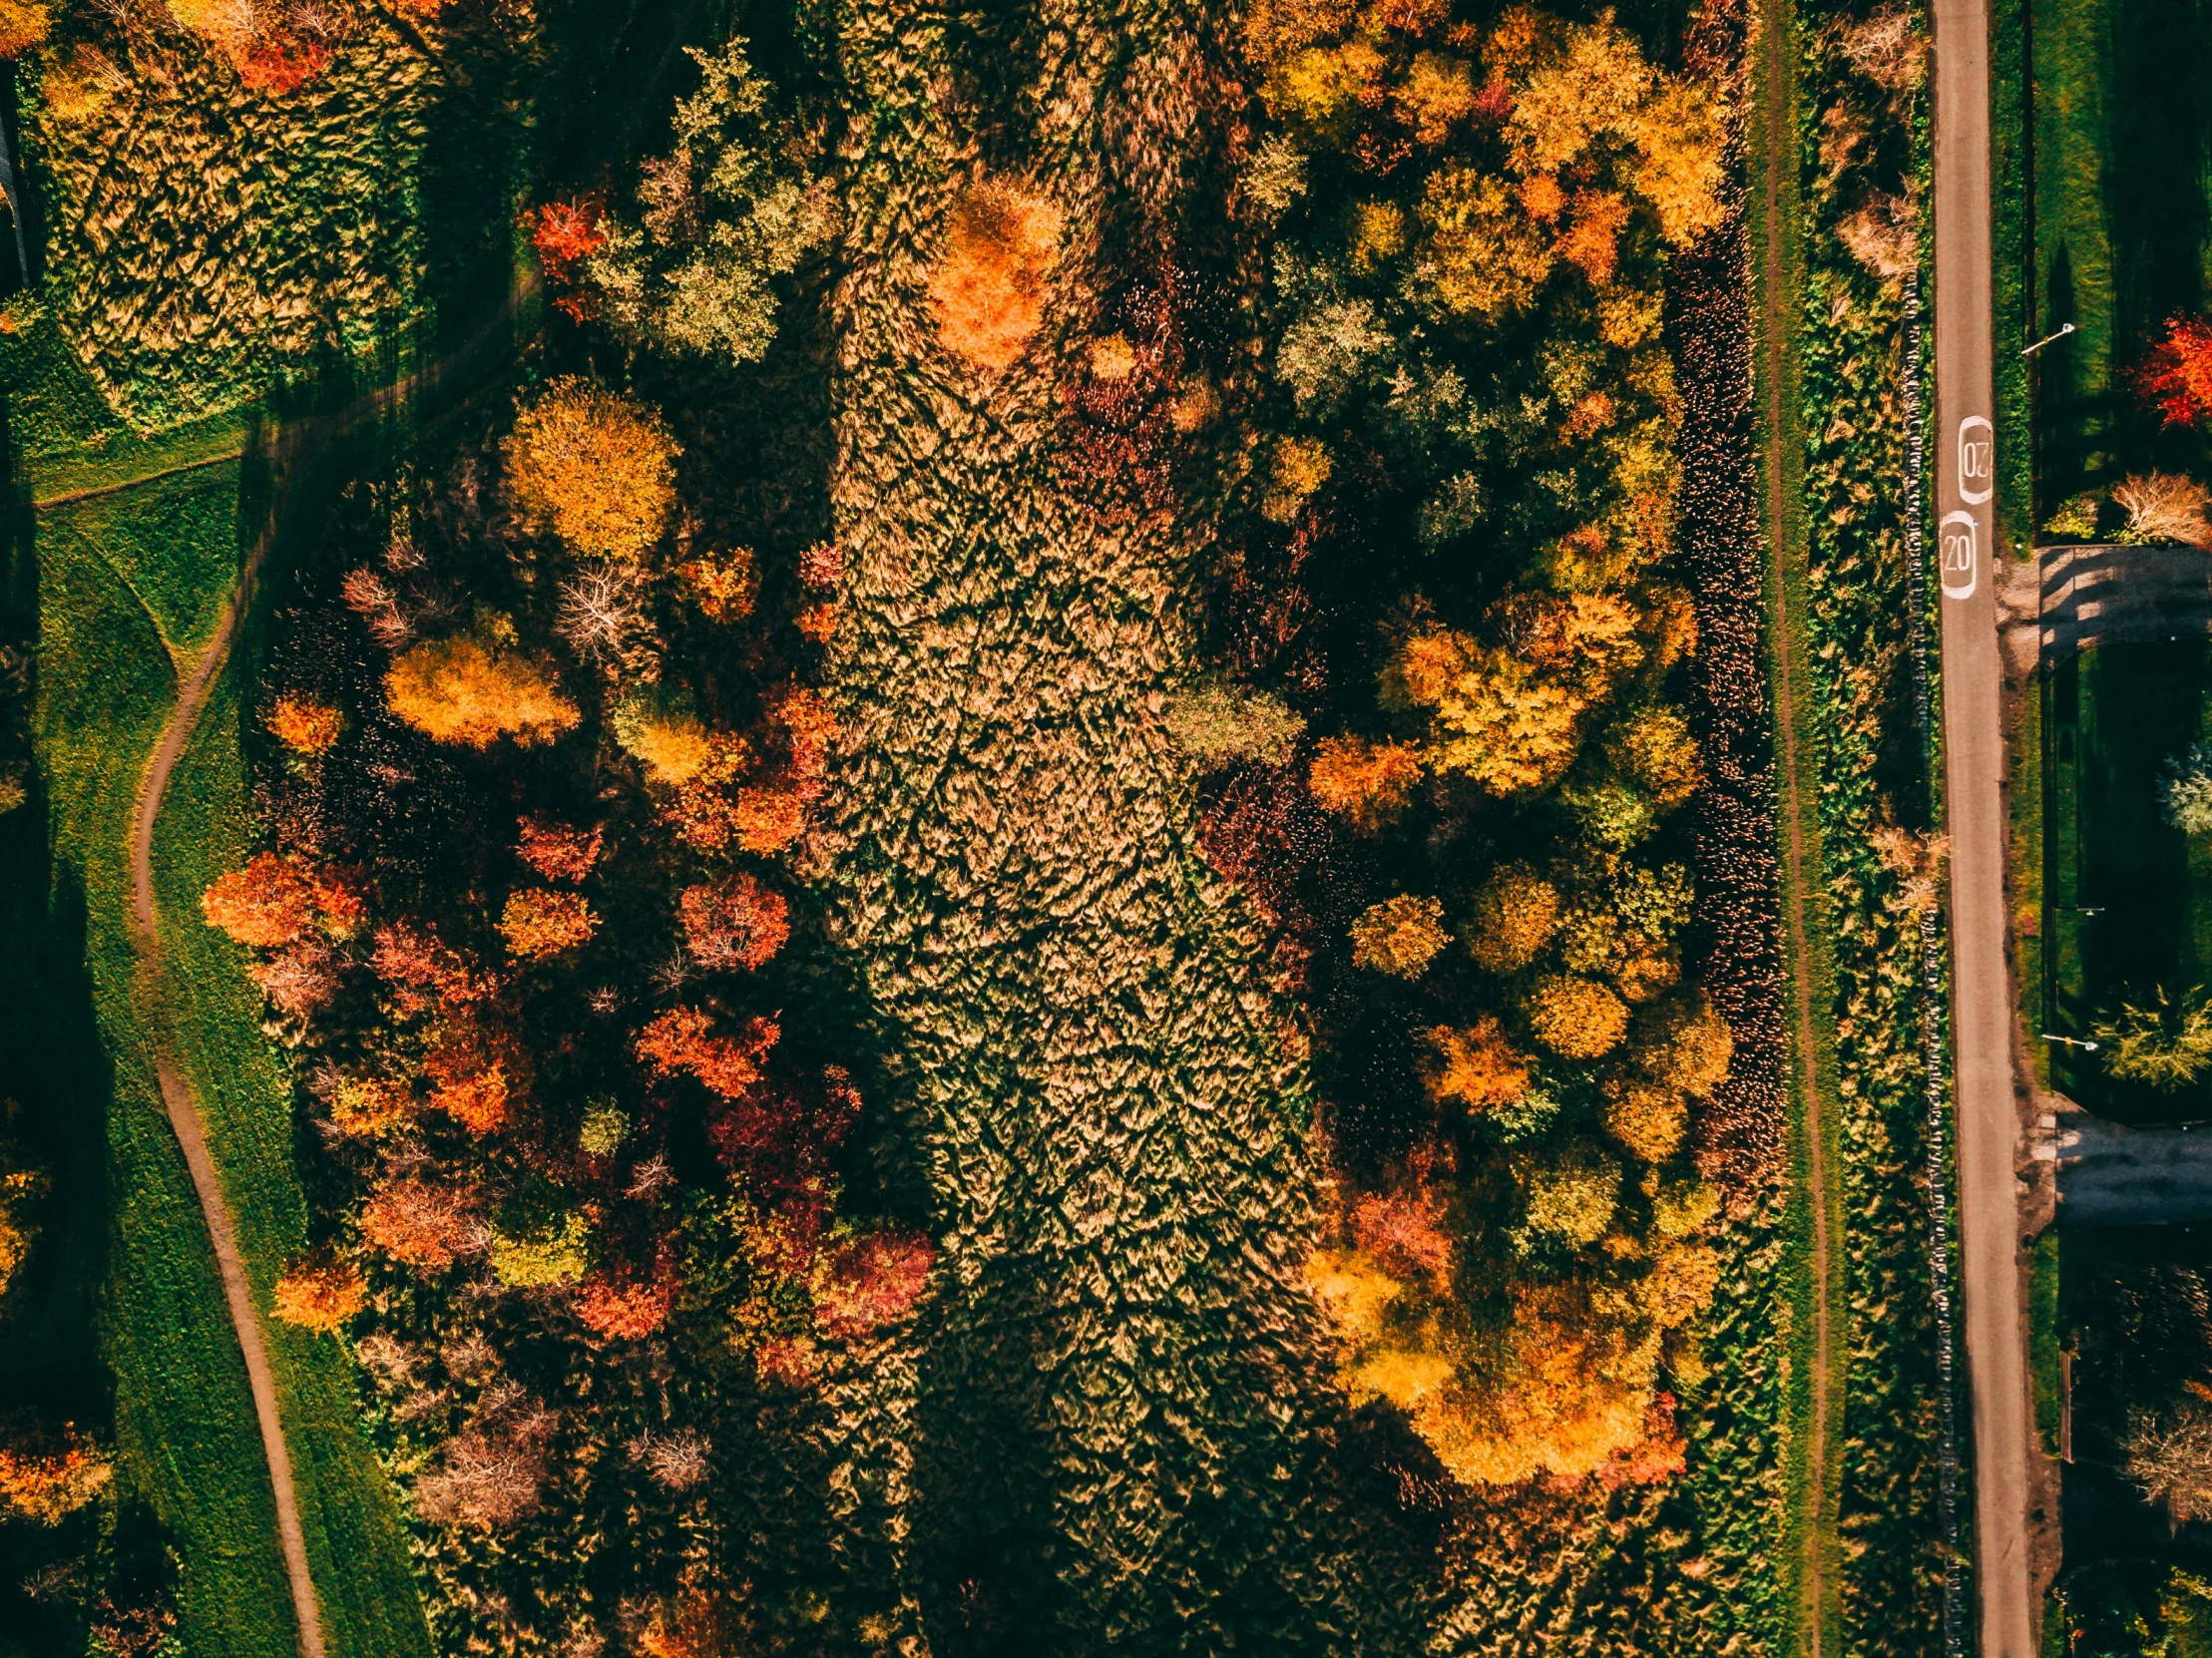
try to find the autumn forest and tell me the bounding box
[0,0,1970,1647]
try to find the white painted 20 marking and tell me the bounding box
[1941,510,1979,601]
[1957,416,1994,506]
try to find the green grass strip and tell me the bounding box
[1748,2,1851,1652]
[32,444,430,1658]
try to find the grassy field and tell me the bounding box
[2043,639,2212,1121]
[2030,0,2212,513]
[6,304,433,1658]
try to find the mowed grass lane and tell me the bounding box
[28,412,431,1658]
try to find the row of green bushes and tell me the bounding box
[1786,4,1960,1651]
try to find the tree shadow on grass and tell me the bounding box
[2102,0,2212,478]
[0,392,121,1658]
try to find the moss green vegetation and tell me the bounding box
[2029,0,2212,508]
[153,645,435,1658]
[30,471,300,1658]
[0,306,250,506]
[37,465,245,655]
[2044,640,2212,1121]
[2030,1231,2063,1456]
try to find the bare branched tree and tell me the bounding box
[2124,1404,2212,1522]
[627,1430,711,1492]
[557,565,651,666]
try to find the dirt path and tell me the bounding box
[33,447,247,513]
[1753,2,1842,1651]
[124,514,323,1658]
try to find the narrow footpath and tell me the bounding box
[125,522,321,1658]
[1754,1,1844,1650]
[112,282,534,1658]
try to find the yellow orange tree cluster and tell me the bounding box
[1233,0,1731,1489]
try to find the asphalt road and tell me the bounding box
[1931,0,2036,1648]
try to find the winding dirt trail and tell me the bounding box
[1753,1,1842,1651]
[125,516,322,1658]
[112,280,535,1658]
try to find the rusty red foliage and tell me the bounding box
[2135,314,2212,429]
[813,1230,934,1340]
[238,38,331,96]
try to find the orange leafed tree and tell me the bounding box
[680,874,790,971]
[499,888,599,960]
[0,0,52,60]
[674,549,756,622]
[2135,314,2212,429]
[576,1272,674,1340]
[636,1009,779,1098]
[927,180,1064,370]
[203,853,320,947]
[267,693,342,754]
[1427,1018,1532,1108]
[505,377,679,561]
[272,1260,367,1333]
[0,1428,111,1523]
[423,1025,523,1133]
[360,1177,479,1270]
[1308,734,1424,830]
[386,635,580,749]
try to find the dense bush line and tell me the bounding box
[1788,2,1954,1647]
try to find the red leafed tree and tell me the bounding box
[636,1010,780,1098]
[373,923,500,1016]
[1351,1189,1453,1278]
[679,874,790,972]
[238,38,330,95]
[811,1230,933,1340]
[529,198,608,283]
[516,816,604,883]
[360,1177,480,1271]
[203,853,320,947]
[2136,314,2212,428]
[706,1065,860,1193]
